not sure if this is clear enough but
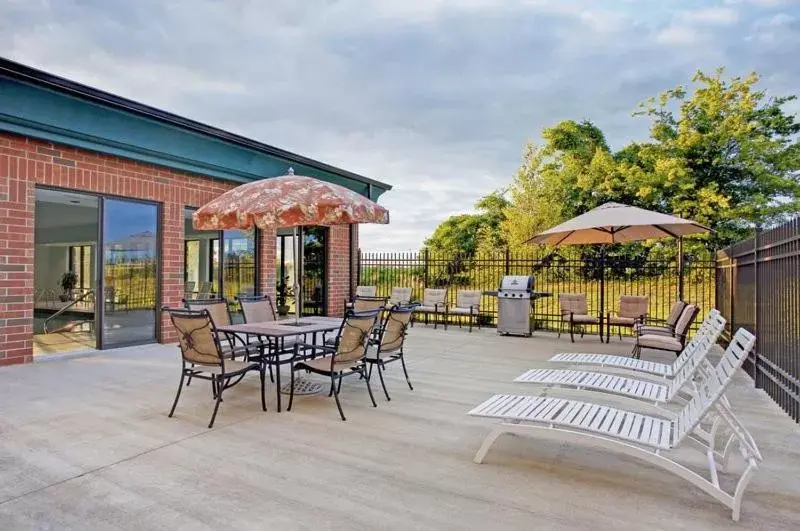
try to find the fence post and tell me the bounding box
[753,227,761,389]
[423,248,430,288]
[505,248,510,275]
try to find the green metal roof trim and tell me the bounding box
[0,58,390,200]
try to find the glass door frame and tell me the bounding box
[276,226,329,317]
[97,196,162,350]
[35,186,162,351]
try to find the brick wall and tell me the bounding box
[0,132,303,365]
[326,224,355,317]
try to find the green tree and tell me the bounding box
[424,192,510,255]
[502,69,800,252]
[633,69,800,246]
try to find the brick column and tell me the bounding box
[326,225,351,317]
[0,141,35,365]
[159,199,184,344]
[258,226,277,303]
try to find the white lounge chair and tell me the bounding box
[547,310,724,379]
[468,328,759,521]
[516,311,727,405]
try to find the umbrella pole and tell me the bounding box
[294,226,301,325]
[600,245,606,343]
[677,236,684,302]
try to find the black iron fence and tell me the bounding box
[717,219,800,422]
[359,250,715,334]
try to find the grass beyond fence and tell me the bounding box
[359,250,715,334]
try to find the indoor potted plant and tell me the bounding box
[276,277,290,316]
[59,271,78,302]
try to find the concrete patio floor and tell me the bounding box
[1,327,798,530]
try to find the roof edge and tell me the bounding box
[0,57,391,192]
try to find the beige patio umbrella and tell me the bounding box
[527,202,710,246]
[526,202,710,338]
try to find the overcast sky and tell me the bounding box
[2,0,799,251]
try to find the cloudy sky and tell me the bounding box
[2,0,799,251]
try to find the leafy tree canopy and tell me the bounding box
[429,68,800,257]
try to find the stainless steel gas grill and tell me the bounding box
[496,275,534,336]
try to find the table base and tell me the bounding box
[280,377,324,396]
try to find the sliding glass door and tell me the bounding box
[101,199,159,348]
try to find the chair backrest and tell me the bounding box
[422,288,447,306]
[673,304,699,338]
[197,281,213,299]
[168,309,223,367]
[559,293,588,315]
[353,296,387,313]
[185,298,231,327]
[674,327,756,445]
[665,300,687,327]
[456,290,482,310]
[334,310,380,364]
[379,305,414,354]
[355,285,377,298]
[239,295,276,323]
[671,309,726,372]
[668,310,727,390]
[389,287,413,305]
[617,295,648,319]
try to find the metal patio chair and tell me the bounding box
[449,290,482,332]
[197,281,213,299]
[388,286,413,306]
[558,293,601,342]
[183,280,196,301]
[632,303,699,359]
[166,308,266,428]
[344,285,379,311]
[365,305,414,401]
[288,310,380,421]
[411,288,447,329]
[635,300,687,337]
[606,295,648,343]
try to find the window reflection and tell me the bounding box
[103,199,158,346]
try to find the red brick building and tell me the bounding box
[0,59,391,365]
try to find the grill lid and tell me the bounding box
[499,275,533,292]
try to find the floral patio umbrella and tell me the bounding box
[193,168,389,231]
[193,169,389,323]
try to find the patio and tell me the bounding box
[1,327,798,529]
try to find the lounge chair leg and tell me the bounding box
[377,363,391,401]
[618,327,622,341]
[569,322,575,343]
[333,373,346,421]
[260,365,267,412]
[268,363,274,383]
[287,367,296,411]
[400,355,413,390]
[337,372,344,394]
[168,368,186,417]
[474,426,507,464]
[208,376,223,428]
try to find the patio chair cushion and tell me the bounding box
[634,324,673,336]
[637,333,682,352]
[414,304,446,313]
[300,356,362,373]
[449,307,479,315]
[564,314,599,324]
[190,359,259,375]
[608,316,637,326]
[355,285,377,297]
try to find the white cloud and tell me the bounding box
[656,25,705,45]
[683,7,740,25]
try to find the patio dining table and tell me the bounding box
[216,316,343,411]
